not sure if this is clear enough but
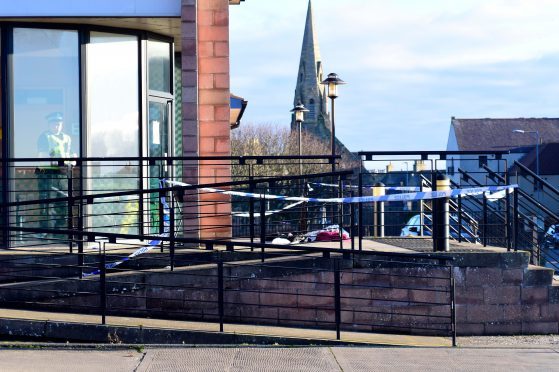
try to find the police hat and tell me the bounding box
[46,112,64,123]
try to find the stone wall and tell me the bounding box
[451,252,559,335]
[2,251,558,336]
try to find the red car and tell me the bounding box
[315,226,350,241]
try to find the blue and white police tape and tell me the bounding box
[166,179,517,204]
[232,200,304,218]
[83,191,171,277]
[309,182,421,192]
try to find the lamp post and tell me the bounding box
[513,129,540,176]
[321,73,346,172]
[291,102,309,234]
[291,101,309,176]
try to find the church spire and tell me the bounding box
[292,0,330,139]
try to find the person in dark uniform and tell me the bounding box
[36,112,71,235]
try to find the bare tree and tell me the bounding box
[231,123,359,179]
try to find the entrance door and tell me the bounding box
[147,98,173,233]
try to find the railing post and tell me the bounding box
[482,195,488,247]
[334,259,341,340]
[217,255,224,333]
[457,195,463,243]
[99,242,107,325]
[350,190,355,251]
[431,172,438,249]
[505,185,511,251]
[159,187,164,253]
[249,177,255,250]
[358,171,363,251]
[420,181,425,236]
[0,158,9,249]
[373,183,385,238]
[170,206,175,271]
[78,202,84,279]
[450,268,457,347]
[338,177,344,250]
[260,191,266,263]
[513,189,519,252]
[67,164,74,253]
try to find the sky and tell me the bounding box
[229,0,559,154]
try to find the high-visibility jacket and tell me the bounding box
[44,132,71,157]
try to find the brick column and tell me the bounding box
[181,0,201,238]
[197,0,232,239]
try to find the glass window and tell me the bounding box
[12,28,80,159]
[148,40,171,93]
[10,29,79,242]
[87,32,140,233]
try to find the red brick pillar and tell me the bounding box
[198,0,232,239]
[181,0,201,238]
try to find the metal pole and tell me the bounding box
[170,206,175,271]
[218,257,224,333]
[260,193,266,262]
[431,171,438,252]
[451,274,457,347]
[331,97,336,173]
[505,183,511,252]
[339,177,343,250]
[483,195,488,247]
[159,188,164,253]
[457,195,462,243]
[100,242,107,325]
[249,177,255,249]
[67,164,74,253]
[435,174,450,252]
[513,189,519,252]
[350,189,355,251]
[298,120,303,177]
[334,259,341,340]
[535,131,540,176]
[358,171,363,251]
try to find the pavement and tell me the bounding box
[0,308,451,347]
[0,346,558,371]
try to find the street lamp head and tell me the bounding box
[291,101,309,123]
[321,72,346,99]
[512,129,526,134]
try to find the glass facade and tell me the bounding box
[12,28,80,159]
[0,25,174,245]
[87,32,140,234]
[148,40,171,93]
[10,28,80,239]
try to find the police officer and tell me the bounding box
[36,112,71,235]
[38,112,71,158]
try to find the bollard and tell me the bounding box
[373,182,385,238]
[434,174,450,252]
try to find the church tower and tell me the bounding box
[292,0,331,140]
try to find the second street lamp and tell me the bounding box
[291,101,309,234]
[321,73,346,172]
[512,129,540,176]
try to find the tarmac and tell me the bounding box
[0,345,558,371]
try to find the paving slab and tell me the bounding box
[0,347,558,372]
